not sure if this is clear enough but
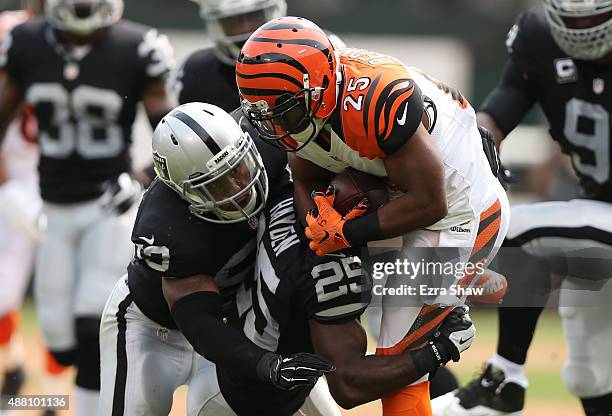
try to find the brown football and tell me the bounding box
[330,168,389,216]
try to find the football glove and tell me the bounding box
[305,185,368,256]
[256,352,335,390]
[431,305,476,363]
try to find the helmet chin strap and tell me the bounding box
[217,190,258,220]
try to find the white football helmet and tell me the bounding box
[544,0,612,60]
[152,102,268,224]
[45,0,123,36]
[191,0,287,65]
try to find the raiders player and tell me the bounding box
[0,0,174,412]
[171,0,287,112]
[192,183,477,415]
[98,103,333,416]
[431,1,612,416]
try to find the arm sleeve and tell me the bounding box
[171,291,267,381]
[479,60,537,137]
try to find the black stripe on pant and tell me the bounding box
[112,293,133,416]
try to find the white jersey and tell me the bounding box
[296,61,499,230]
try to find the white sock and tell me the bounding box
[489,353,528,388]
[74,386,99,416]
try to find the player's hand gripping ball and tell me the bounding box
[305,185,368,256]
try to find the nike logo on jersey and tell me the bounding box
[139,235,155,245]
[397,103,409,126]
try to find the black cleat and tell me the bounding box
[431,364,525,415]
[1,366,26,396]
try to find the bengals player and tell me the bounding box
[237,17,509,415]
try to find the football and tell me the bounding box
[330,168,389,216]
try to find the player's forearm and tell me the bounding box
[477,112,505,150]
[327,352,424,408]
[171,291,267,381]
[379,192,447,237]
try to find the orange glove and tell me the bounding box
[305,186,368,256]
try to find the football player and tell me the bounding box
[0,5,39,398]
[172,0,287,112]
[98,102,334,416]
[193,183,477,416]
[0,0,174,413]
[236,17,510,416]
[431,1,612,416]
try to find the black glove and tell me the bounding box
[411,306,476,376]
[432,305,476,363]
[256,352,335,390]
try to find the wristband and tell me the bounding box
[410,340,454,377]
[343,211,385,247]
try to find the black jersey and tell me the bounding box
[172,48,239,111]
[127,110,290,329]
[486,6,612,201]
[217,192,371,416]
[0,18,173,202]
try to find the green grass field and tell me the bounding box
[5,301,581,415]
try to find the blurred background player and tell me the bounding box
[0,0,174,413]
[173,0,288,111]
[431,1,612,415]
[0,3,38,399]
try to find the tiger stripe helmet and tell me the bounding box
[236,16,340,151]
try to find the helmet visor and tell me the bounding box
[241,89,323,151]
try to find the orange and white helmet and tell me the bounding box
[236,16,341,151]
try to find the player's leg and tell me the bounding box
[296,378,342,416]
[99,276,193,416]
[432,199,612,415]
[0,219,35,396]
[74,200,139,414]
[187,355,237,416]
[559,278,612,415]
[375,229,450,416]
[34,202,81,363]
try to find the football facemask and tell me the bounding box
[240,74,327,152]
[180,132,268,222]
[545,0,612,60]
[45,0,124,36]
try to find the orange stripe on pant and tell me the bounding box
[0,311,20,345]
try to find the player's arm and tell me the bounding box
[331,124,446,249]
[0,72,24,147]
[376,123,447,236]
[478,60,537,149]
[309,306,475,409]
[289,153,335,225]
[163,275,333,390]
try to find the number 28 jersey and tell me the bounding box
[500,7,612,201]
[0,18,173,202]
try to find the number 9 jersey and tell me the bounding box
[0,17,174,203]
[482,5,612,201]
